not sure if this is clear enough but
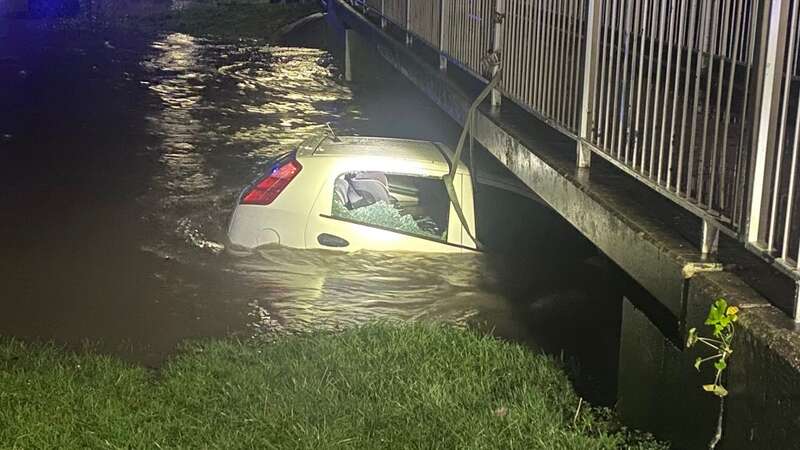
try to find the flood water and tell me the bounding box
[0,17,622,403]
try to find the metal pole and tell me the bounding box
[748,0,789,245]
[578,0,602,168]
[793,281,800,323]
[381,0,387,28]
[491,0,505,108]
[406,0,413,45]
[702,219,720,256]
[439,0,448,71]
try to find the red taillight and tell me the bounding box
[241,159,302,205]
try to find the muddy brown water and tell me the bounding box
[0,18,623,404]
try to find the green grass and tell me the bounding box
[0,323,665,449]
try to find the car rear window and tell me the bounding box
[331,172,450,241]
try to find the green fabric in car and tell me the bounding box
[332,198,441,240]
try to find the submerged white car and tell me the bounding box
[227,134,478,253]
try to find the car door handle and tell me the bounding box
[318,233,349,248]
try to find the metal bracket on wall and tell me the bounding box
[682,262,724,279]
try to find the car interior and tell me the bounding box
[332,171,450,239]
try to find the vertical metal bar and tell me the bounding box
[535,0,545,111]
[381,0,387,28]
[783,10,800,261]
[666,0,688,189]
[702,218,720,255]
[767,0,799,252]
[709,0,744,212]
[632,0,650,167]
[505,0,516,100]
[615,1,633,159]
[697,0,721,206]
[784,90,800,262]
[640,0,660,174]
[524,0,535,107]
[649,0,668,176]
[492,0,505,107]
[623,0,641,163]
[707,0,732,210]
[748,0,790,244]
[464,0,471,69]
[439,0,447,69]
[517,0,527,102]
[529,0,539,109]
[677,0,699,195]
[406,0,413,45]
[570,0,581,130]
[560,0,570,125]
[546,0,557,117]
[595,0,610,144]
[556,0,568,124]
[549,0,560,119]
[716,0,744,212]
[733,0,760,229]
[610,0,627,156]
[573,0,584,130]
[657,0,677,183]
[527,0,537,106]
[603,0,619,151]
[579,0,603,168]
[686,0,711,197]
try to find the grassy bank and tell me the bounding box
[0,323,665,449]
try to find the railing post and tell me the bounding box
[748,0,789,246]
[793,281,800,322]
[491,0,505,108]
[406,0,414,45]
[439,0,448,71]
[701,219,720,256]
[577,0,602,169]
[381,0,387,28]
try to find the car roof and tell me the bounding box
[297,134,467,174]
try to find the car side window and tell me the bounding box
[331,171,450,241]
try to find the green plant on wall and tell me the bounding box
[686,297,739,449]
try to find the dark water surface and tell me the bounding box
[0,20,621,403]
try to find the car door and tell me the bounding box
[305,166,474,253]
[447,172,477,250]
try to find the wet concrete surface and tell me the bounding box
[1,16,622,404]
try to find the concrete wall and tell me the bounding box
[329,1,800,448]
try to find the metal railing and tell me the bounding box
[503,0,586,133]
[342,0,800,320]
[588,0,759,235]
[408,0,442,48]
[441,0,496,76]
[382,0,407,27]
[749,0,800,277]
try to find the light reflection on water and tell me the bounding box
[137,33,498,342]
